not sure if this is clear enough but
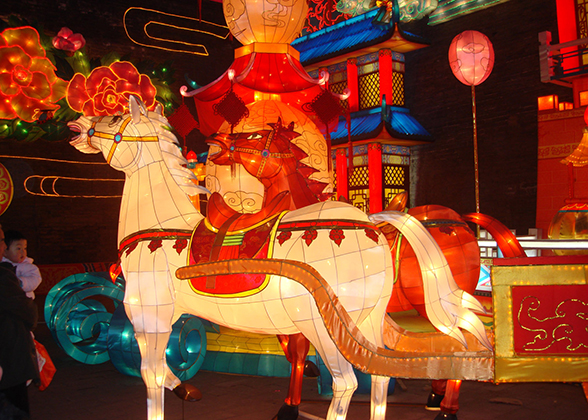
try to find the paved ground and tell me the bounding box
[28,324,588,420]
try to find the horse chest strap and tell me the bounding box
[119,229,193,256]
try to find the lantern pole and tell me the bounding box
[471,84,479,215]
[471,85,481,237]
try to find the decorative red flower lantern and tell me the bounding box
[0,26,67,122]
[448,30,494,86]
[52,27,86,53]
[66,61,158,116]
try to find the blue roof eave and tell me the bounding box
[292,9,430,66]
[329,106,432,146]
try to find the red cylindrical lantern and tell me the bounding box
[448,30,494,86]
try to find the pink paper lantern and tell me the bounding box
[448,30,494,86]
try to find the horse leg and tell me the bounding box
[438,380,461,418]
[125,298,176,420]
[298,318,357,420]
[370,375,391,420]
[427,379,461,419]
[324,356,358,420]
[275,333,310,420]
[357,304,391,420]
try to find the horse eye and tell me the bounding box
[109,116,122,126]
[247,133,262,140]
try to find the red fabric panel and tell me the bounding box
[512,284,588,355]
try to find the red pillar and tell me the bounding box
[556,0,579,73]
[346,58,359,112]
[336,148,349,201]
[368,143,382,213]
[379,49,393,105]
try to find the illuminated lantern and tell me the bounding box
[548,109,588,255]
[448,30,494,216]
[448,30,494,86]
[389,205,481,317]
[0,162,13,216]
[548,203,588,255]
[223,0,309,45]
[0,26,67,122]
[52,27,86,53]
[66,61,158,116]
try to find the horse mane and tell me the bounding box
[275,121,331,200]
[150,111,208,197]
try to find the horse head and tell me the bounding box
[67,96,169,174]
[207,117,305,182]
[68,96,208,198]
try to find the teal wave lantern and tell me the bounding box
[44,272,124,364]
[46,272,207,380]
[107,305,207,380]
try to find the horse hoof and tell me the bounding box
[434,412,457,420]
[273,403,299,420]
[303,361,320,378]
[173,383,202,402]
[425,391,444,411]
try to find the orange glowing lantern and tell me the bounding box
[66,61,158,116]
[448,30,494,86]
[0,26,67,122]
[548,203,588,255]
[0,162,13,216]
[388,205,480,316]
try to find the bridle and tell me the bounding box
[228,126,295,178]
[86,115,159,164]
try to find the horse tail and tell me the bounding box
[369,211,491,349]
[175,257,493,380]
[462,213,526,258]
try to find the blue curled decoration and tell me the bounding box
[166,315,207,381]
[44,273,124,364]
[107,306,207,380]
[106,304,142,376]
[46,272,207,380]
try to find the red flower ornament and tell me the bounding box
[0,26,67,122]
[52,27,86,53]
[302,229,318,246]
[173,239,188,255]
[148,239,163,253]
[277,231,292,245]
[66,61,158,116]
[329,228,345,246]
[364,228,380,244]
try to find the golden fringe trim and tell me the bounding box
[176,258,494,380]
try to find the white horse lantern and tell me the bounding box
[68,97,490,420]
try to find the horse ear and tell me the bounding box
[129,95,142,124]
[155,102,163,115]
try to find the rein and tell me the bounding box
[87,115,159,164]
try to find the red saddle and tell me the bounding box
[187,198,287,298]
